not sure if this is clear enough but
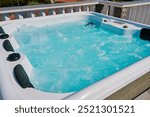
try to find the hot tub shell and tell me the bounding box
[0,12,150,100]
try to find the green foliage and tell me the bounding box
[28,1,40,5]
[27,0,52,5]
[0,0,29,7]
[39,0,50,4]
[0,0,134,7]
[0,0,52,7]
[28,0,40,5]
[42,0,51,4]
[28,0,51,4]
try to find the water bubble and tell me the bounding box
[76,49,83,55]
[146,44,150,47]
[97,50,105,57]
[128,53,142,59]
[13,20,150,93]
[63,37,68,42]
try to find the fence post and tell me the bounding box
[120,7,128,19]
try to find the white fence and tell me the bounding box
[0,1,97,21]
[0,0,150,25]
[127,3,150,24]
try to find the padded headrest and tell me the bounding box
[14,64,34,88]
[7,53,21,62]
[3,40,14,51]
[0,34,9,39]
[140,28,150,41]
[0,26,5,34]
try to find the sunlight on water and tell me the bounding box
[14,20,150,93]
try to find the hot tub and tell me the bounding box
[0,12,150,100]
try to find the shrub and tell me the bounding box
[0,0,29,7]
[28,1,40,5]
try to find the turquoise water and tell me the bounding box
[14,20,150,93]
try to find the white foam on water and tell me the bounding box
[13,20,150,93]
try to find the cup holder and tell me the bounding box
[7,53,21,62]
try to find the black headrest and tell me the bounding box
[7,53,21,62]
[0,26,5,34]
[14,64,34,88]
[3,40,14,51]
[140,28,150,41]
[0,34,9,39]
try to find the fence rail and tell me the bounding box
[0,0,150,25]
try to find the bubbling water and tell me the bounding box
[14,20,150,93]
